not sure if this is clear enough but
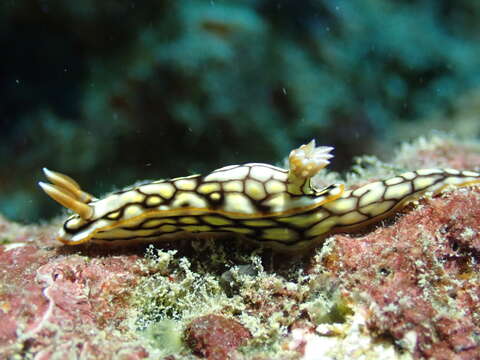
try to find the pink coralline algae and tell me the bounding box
[0,217,149,359]
[321,187,480,359]
[185,314,251,360]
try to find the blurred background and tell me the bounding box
[1,0,480,223]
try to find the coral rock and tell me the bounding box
[185,314,251,360]
[322,187,480,359]
[0,215,149,359]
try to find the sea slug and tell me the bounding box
[39,140,480,249]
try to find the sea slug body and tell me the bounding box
[39,140,480,250]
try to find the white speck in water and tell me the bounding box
[15,79,20,84]
[282,88,287,95]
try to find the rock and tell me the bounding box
[185,314,251,360]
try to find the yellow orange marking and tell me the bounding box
[124,205,144,219]
[384,182,412,200]
[202,216,233,226]
[337,211,368,225]
[181,225,213,232]
[262,194,286,211]
[219,227,254,235]
[178,217,198,224]
[210,192,221,201]
[306,218,337,237]
[171,192,207,208]
[174,179,197,191]
[358,184,385,207]
[142,218,176,228]
[413,176,437,190]
[323,197,357,214]
[146,196,162,207]
[265,179,285,194]
[65,216,84,229]
[106,211,121,220]
[245,179,266,200]
[122,192,145,203]
[223,180,243,192]
[198,182,221,194]
[276,211,328,227]
[140,183,175,198]
[159,224,177,232]
[262,228,297,241]
[360,201,395,217]
[242,219,277,227]
[224,193,254,213]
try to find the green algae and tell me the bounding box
[0,238,12,245]
[142,319,184,357]
[131,240,357,358]
[301,286,353,325]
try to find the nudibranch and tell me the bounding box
[39,140,480,250]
